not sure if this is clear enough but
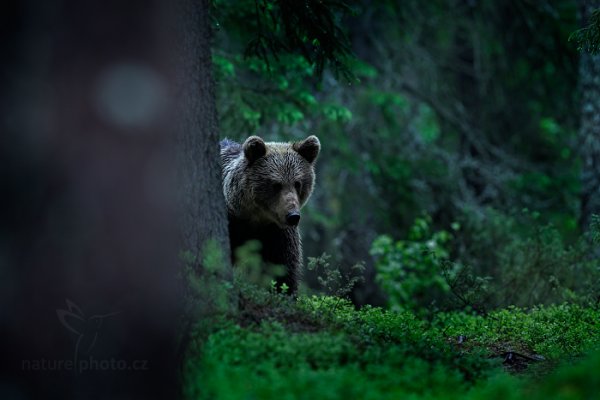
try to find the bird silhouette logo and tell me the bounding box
[56,299,120,364]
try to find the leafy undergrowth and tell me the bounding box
[183,290,600,400]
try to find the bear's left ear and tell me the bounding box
[294,135,320,164]
[243,136,267,164]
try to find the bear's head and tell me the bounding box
[224,135,320,228]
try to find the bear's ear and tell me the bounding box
[294,135,320,164]
[243,136,267,164]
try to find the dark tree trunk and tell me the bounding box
[0,0,181,396]
[578,0,600,230]
[176,0,231,267]
[0,0,232,397]
[172,2,234,388]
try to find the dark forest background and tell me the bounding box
[213,0,600,311]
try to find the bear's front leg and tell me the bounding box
[276,226,302,295]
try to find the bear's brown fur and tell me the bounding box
[220,135,320,293]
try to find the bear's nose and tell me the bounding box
[286,212,301,226]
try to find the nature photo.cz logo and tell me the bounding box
[21,299,149,373]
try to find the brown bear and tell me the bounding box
[220,135,321,294]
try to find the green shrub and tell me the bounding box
[184,296,490,400]
[465,349,600,400]
[433,304,600,359]
[183,283,600,400]
[370,215,455,314]
[373,211,600,312]
[490,222,599,308]
[306,253,366,298]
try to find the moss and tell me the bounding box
[183,291,600,399]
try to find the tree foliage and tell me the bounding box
[211,0,598,309]
[214,0,355,79]
[571,7,600,53]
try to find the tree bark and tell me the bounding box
[0,0,233,397]
[1,1,180,397]
[578,1,600,230]
[176,0,231,274]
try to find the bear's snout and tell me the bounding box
[286,211,301,226]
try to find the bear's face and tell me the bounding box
[239,135,320,228]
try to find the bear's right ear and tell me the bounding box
[243,136,267,164]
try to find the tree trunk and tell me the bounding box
[1,0,180,397]
[0,0,232,397]
[578,1,600,230]
[174,1,234,329]
[176,0,231,274]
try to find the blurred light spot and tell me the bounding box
[94,63,166,130]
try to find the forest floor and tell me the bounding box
[183,289,600,399]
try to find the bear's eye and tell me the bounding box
[272,182,283,192]
[294,181,302,191]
